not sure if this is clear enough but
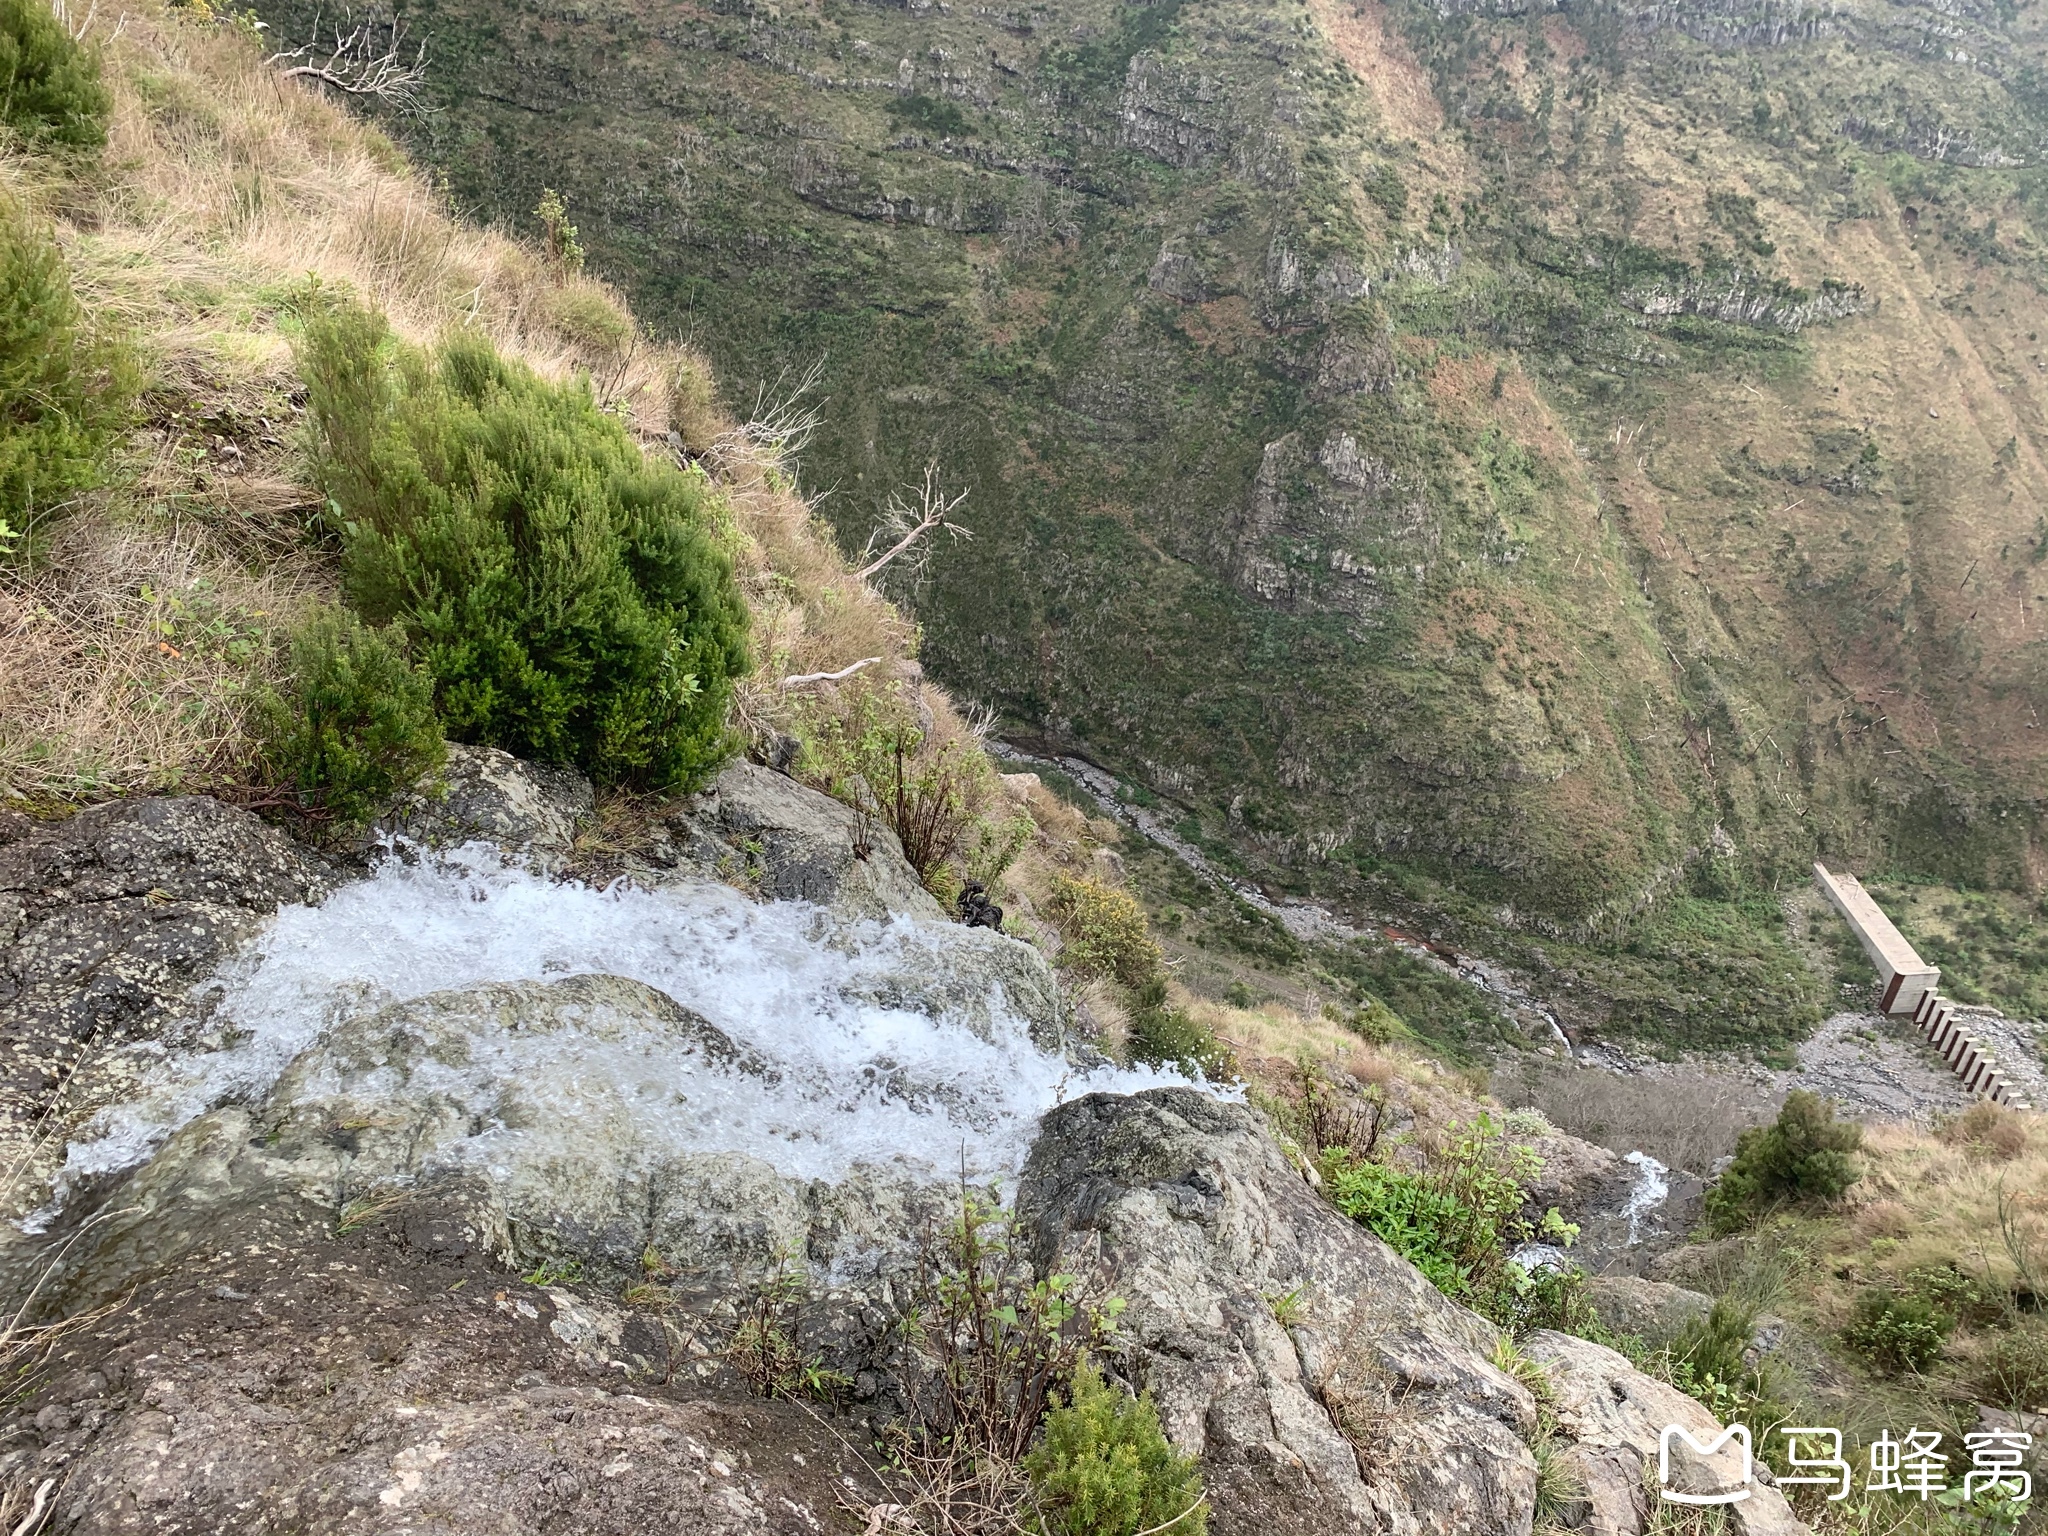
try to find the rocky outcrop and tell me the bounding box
[379,742,594,857]
[0,1192,881,1535]
[1523,1330,1805,1536]
[1584,1275,1713,1344]
[0,798,332,1217]
[657,760,945,922]
[40,974,960,1321]
[1019,1089,1541,1536]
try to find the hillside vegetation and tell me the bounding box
[282,0,2048,950]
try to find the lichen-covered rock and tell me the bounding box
[0,1197,880,1535]
[1017,1088,1541,1536]
[0,798,332,1219]
[1583,1275,1714,1345]
[660,760,946,922]
[1521,1330,1807,1536]
[380,742,595,856]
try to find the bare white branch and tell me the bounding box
[268,9,433,116]
[855,458,971,583]
[778,656,884,689]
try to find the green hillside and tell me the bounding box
[279,0,2048,937]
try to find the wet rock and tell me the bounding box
[380,743,594,857]
[667,760,944,922]
[0,798,332,1217]
[1522,1330,1807,1536]
[1018,1088,1539,1536]
[49,975,957,1309]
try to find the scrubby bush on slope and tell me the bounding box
[1025,1358,1206,1536]
[0,197,132,555]
[0,0,109,146]
[1705,1090,1862,1232]
[297,300,748,790]
[253,608,444,826]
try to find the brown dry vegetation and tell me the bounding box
[0,0,923,806]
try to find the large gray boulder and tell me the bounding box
[0,798,332,1220]
[0,1193,881,1535]
[661,760,946,922]
[1522,1330,1806,1536]
[1018,1089,1541,1536]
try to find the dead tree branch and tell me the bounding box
[268,10,432,116]
[855,459,971,583]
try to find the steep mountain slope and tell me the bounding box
[303,0,2048,930]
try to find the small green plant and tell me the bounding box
[791,684,995,891]
[534,187,584,276]
[1347,997,1409,1045]
[1844,1287,1950,1375]
[1024,1356,1207,1536]
[1322,1113,1585,1330]
[253,608,445,827]
[0,0,111,146]
[1705,1090,1862,1232]
[1972,1318,2048,1412]
[1124,976,1231,1079]
[1264,1285,1306,1327]
[520,1256,586,1286]
[0,197,133,555]
[727,1247,847,1402]
[297,300,749,791]
[890,1186,1129,1528]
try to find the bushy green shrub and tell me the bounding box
[254,608,445,826]
[1046,874,1161,989]
[297,301,748,790]
[1844,1287,1951,1375]
[1124,975,1231,1079]
[1,198,131,554]
[1322,1112,1582,1328]
[1973,1319,2048,1411]
[1705,1090,1862,1232]
[0,0,110,146]
[1025,1357,1206,1536]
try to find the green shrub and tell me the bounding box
[1844,1287,1951,1375]
[1321,1112,1580,1328]
[0,198,131,554]
[0,0,110,147]
[297,301,748,790]
[790,683,995,891]
[1025,1357,1206,1536]
[254,608,445,826]
[1124,976,1231,1079]
[1705,1090,1862,1232]
[1973,1319,2048,1411]
[1046,874,1161,989]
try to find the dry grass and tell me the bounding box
[1,0,932,807]
[1494,1061,1778,1175]
[1845,1116,2048,1295]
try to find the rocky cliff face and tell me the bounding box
[0,762,1797,1535]
[246,0,2048,931]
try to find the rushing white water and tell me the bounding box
[1619,1149,1672,1244]
[51,846,1209,1205]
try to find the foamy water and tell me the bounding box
[50,846,1209,1207]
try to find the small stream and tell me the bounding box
[46,844,1208,1215]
